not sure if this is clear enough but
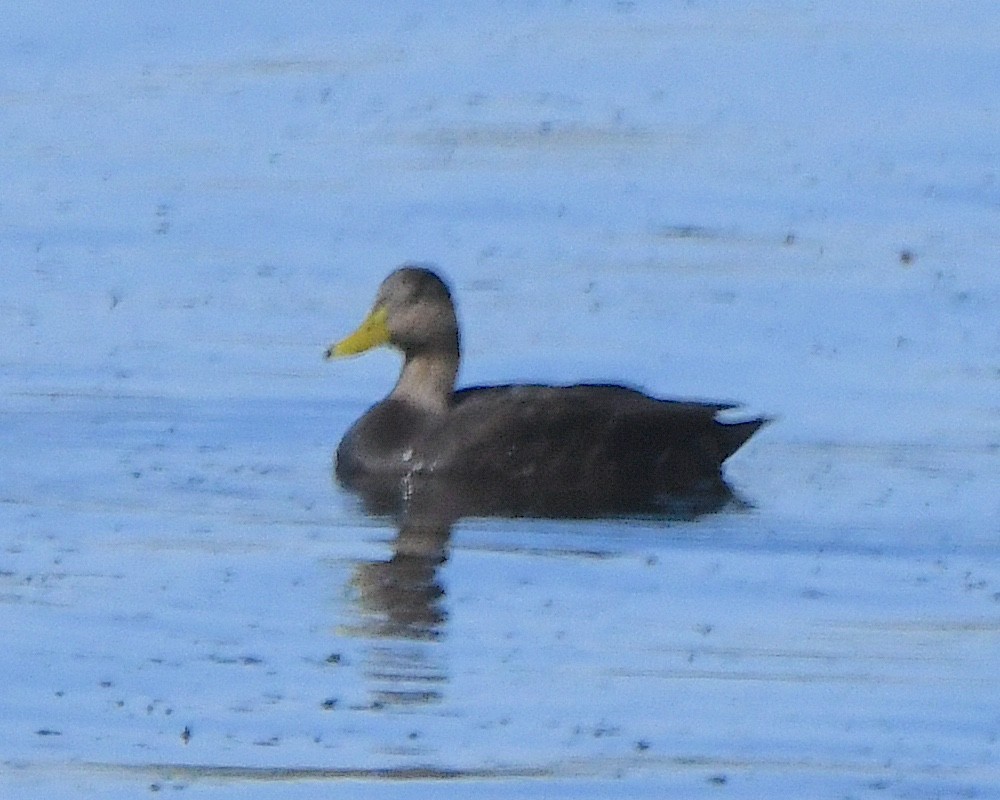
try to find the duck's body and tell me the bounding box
[327,266,767,517]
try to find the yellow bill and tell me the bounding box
[325,305,390,359]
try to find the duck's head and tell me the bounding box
[326,266,460,360]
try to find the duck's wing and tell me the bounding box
[442,384,763,493]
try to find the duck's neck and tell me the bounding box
[390,349,458,414]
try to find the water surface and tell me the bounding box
[2,2,999,798]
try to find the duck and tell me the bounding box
[326,265,768,518]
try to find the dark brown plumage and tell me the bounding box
[326,266,768,518]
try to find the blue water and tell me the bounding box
[2,3,999,798]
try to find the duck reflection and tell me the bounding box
[342,463,746,712]
[346,471,741,640]
[343,489,456,711]
[351,518,449,642]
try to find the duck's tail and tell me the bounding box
[716,417,771,462]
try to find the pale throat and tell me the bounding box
[390,350,459,413]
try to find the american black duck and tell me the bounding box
[326,266,768,517]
